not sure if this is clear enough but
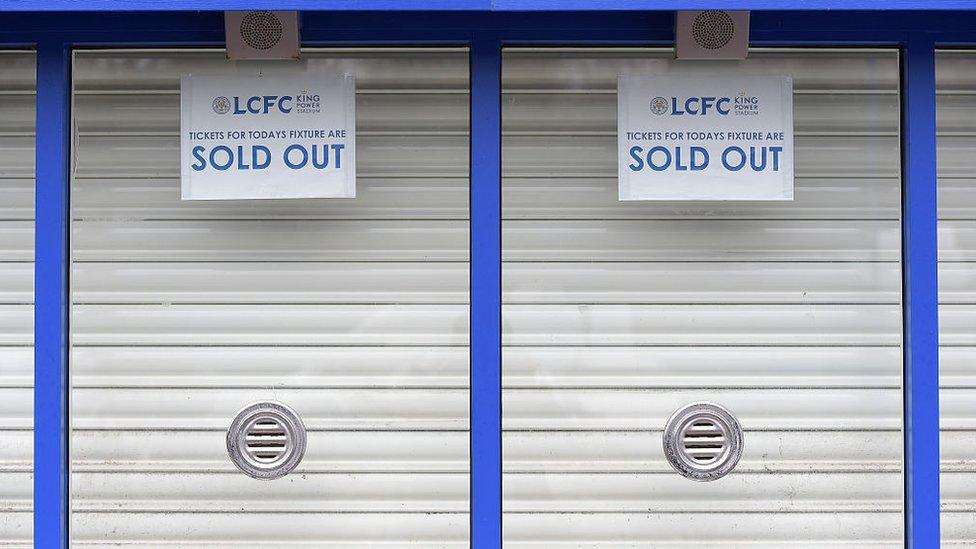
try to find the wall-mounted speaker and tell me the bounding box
[675,11,749,60]
[225,11,300,61]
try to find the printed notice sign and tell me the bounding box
[618,75,793,201]
[181,72,356,200]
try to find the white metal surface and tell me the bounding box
[69,48,469,546]
[937,49,976,546]
[0,50,34,549]
[501,48,904,546]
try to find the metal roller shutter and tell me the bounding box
[501,48,903,546]
[69,48,469,546]
[937,49,976,546]
[0,50,34,549]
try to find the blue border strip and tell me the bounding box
[902,33,940,549]
[470,34,502,549]
[2,1,976,12]
[33,39,70,549]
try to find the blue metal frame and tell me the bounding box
[33,38,70,549]
[2,1,975,12]
[10,8,966,549]
[901,34,940,549]
[470,34,502,548]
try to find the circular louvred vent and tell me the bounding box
[663,402,743,481]
[239,10,284,51]
[227,401,306,480]
[692,10,736,50]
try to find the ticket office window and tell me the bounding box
[69,48,470,546]
[500,47,902,546]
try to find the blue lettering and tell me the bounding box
[283,144,308,169]
[209,145,234,171]
[331,144,344,169]
[671,97,684,116]
[722,146,746,171]
[312,144,330,169]
[278,96,293,113]
[716,97,730,115]
[750,146,768,171]
[236,145,250,170]
[690,146,709,171]
[700,97,715,115]
[191,145,207,171]
[674,146,688,171]
[231,95,294,115]
[770,146,783,171]
[647,146,671,171]
[253,145,271,169]
[629,145,644,171]
[668,97,732,116]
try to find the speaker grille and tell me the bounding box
[239,10,284,51]
[692,10,736,50]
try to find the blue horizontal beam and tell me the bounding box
[494,0,976,9]
[1,0,975,11]
[1,11,976,43]
[4,0,495,10]
[0,12,955,48]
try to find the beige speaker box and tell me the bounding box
[675,10,749,60]
[225,10,300,61]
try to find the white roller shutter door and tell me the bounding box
[0,50,34,549]
[501,48,903,546]
[937,49,976,546]
[69,49,469,546]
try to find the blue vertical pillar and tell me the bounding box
[33,39,70,549]
[470,34,502,548]
[901,34,940,549]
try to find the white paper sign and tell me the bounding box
[181,72,356,200]
[618,75,793,201]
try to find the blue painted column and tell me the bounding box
[901,34,940,549]
[470,34,502,548]
[33,39,70,548]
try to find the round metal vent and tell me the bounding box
[692,10,736,50]
[227,401,306,480]
[663,402,743,481]
[239,10,284,50]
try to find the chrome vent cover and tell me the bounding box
[227,401,306,480]
[663,402,743,481]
